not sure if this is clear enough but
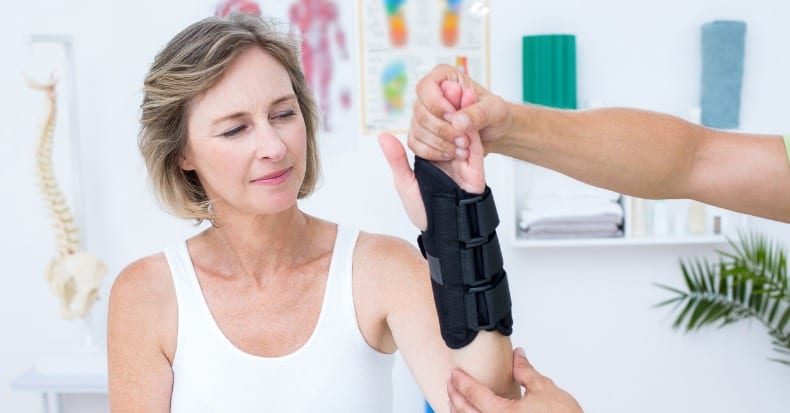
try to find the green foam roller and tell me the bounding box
[522,34,577,109]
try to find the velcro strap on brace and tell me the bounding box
[414,156,513,349]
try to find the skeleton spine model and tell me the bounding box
[29,78,107,320]
[32,80,80,258]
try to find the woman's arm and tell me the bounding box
[378,82,518,411]
[355,235,517,412]
[107,256,176,412]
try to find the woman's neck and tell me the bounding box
[196,205,321,282]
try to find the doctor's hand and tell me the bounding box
[378,81,485,230]
[448,348,583,413]
[410,64,513,161]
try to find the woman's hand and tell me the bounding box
[379,81,485,231]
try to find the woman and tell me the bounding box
[108,13,515,412]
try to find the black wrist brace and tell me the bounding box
[413,156,513,349]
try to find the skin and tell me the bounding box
[379,80,486,230]
[410,63,790,412]
[448,348,582,413]
[108,47,516,413]
[410,64,790,223]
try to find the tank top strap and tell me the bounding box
[163,241,195,300]
[329,225,360,328]
[163,241,214,346]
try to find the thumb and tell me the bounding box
[378,132,413,186]
[378,132,428,230]
[512,348,543,389]
[452,96,490,132]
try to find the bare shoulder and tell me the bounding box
[108,253,177,408]
[354,231,426,279]
[109,253,176,330]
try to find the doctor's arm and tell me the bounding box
[410,64,790,223]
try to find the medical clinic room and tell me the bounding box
[2,0,789,412]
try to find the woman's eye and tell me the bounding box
[273,110,296,120]
[221,125,246,138]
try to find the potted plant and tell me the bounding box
[656,232,790,365]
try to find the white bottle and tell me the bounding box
[653,200,669,236]
[631,197,649,237]
[688,201,707,234]
[670,199,688,235]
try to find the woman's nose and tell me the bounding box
[252,124,287,162]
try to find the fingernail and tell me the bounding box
[455,113,470,130]
[442,152,453,159]
[455,148,468,158]
[443,113,453,122]
[515,347,526,358]
[454,137,465,146]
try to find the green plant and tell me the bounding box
[655,231,790,366]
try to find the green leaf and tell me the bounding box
[656,230,790,368]
[766,299,781,325]
[654,283,688,297]
[688,297,712,330]
[653,296,685,309]
[673,298,697,331]
[776,305,790,333]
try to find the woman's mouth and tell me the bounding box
[251,168,292,185]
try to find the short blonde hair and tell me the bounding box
[139,14,320,222]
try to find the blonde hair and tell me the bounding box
[139,13,320,222]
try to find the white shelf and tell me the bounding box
[12,369,107,394]
[511,234,729,248]
[502,158,746,249]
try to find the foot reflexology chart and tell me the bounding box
[359,0,489,134]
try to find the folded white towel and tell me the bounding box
[528,221,621,233]
[519,202,624,230]
[520,226,624,239]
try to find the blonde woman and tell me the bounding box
[108,14,516,412]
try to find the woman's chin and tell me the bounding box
[256,193,300,215]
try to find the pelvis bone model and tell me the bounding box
[30,77,107,320]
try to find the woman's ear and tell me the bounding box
[179,152,195,171]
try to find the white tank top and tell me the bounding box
[164,225,394,412]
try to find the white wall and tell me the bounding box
[2,1,789,412]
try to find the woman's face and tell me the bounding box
[183,46,308,218]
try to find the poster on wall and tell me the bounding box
[213,0,358,151]
[359,0,490,134]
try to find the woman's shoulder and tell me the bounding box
[354,231,426,278]
[109,253,175,316]
[108,253,178,365]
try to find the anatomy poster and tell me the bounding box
[213,0,357,149]
[359,0,490,134]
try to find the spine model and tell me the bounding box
[29,77,107,320]
[31,79,80,258]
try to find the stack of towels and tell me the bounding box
[519,167,624,239]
